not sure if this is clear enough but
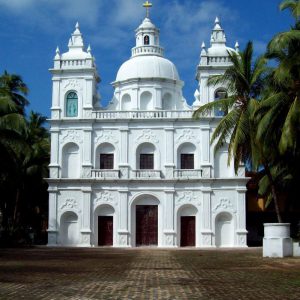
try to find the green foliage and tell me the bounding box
[0,71,49,246]
[193,41,268,173]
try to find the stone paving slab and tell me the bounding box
[0,247,299,299]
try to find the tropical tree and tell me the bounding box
[254,0,300,221]
[193,41,267,172]
[0,71,29,113]
[0,71,49,245]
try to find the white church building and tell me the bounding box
[47,5,248,248]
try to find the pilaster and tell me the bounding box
[118,189,130,247]
[163,189,176,247]
[47,187,58,246]
[236,188,248,247]
[81,187,92,246]
[82,127,93,178]
[49,128,60,178]
[164,127,175,179]
[201,188,214,246]
[119,127,129,178]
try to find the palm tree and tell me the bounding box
[0,71,29,113]
[280,0,300,20]
[193,41,267,172]
[254,0,300,222]
[193,41,287,222]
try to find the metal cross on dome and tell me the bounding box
[143,1,153,18]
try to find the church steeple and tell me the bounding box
[210,17,226,47]
[131,3,164,57]
[68,22,85,51]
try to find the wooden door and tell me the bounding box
[180,216,195,247]
[98,216,113,246]
[136,205,158,246]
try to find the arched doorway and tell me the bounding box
[131,195,160,247]
[178,205,197,247]
[215,212,234,247]
[60,211,79,245]
[94,205,115,246]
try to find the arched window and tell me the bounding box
[62,143,80,178]
[144,35,150,45]
[214,89,227,117]
[121,94,131,111]
[96,143,115,169]
[66,92,78,117]
[178,143,196,169]
[137,143,156,169]
[140,91,152,110]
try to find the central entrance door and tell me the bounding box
[180,216,195,247]
[136,205,158,246]
[98,216,113,246]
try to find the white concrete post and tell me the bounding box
[119,127,129,178]
[200,125,211,178]
[47,187,58,246]
[164,127,174,179]
[49,128,60,178]
[82,128,93,178]
[118,189,130,247]
[201,188,213,246]
[81,187,92,246]
[163,190,176,247]
[236,188,248,247]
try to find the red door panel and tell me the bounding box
[180,216,195,247]
[98,216,113,246]
[136,205,158,246]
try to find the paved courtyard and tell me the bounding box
[0,247,299,300]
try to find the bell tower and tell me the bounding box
[49,22,100,120]
[193,17,238,109]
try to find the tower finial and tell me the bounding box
[143,1,153,18]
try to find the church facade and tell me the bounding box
[47,10,248,248]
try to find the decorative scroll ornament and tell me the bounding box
[175,129,200,144]
[94,191,118,206]
[95,130,119,144]
[63,79,82,91]
[60,198,80,212]
[213,198,236,213]
[61,130,83,144]
[176,191,201,207]
[136,129,158,144]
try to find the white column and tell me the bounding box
[82,128,93,178]
[236,188,248,247]
[163,190,176,247]
[81,187,92,246]
[47,187,58,246]
[201,188,213,246]
[132,88,138,110]
[200,125,212,178]
[83,79,93,118]
[154,87,162,109]
[119,127,129,178]
[164,127,174,179]
[49,128,60,178]
[51,78,60,119]
[118,189,130,247]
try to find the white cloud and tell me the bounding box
[0,0,36,11]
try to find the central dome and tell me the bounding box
[116,55,180,82]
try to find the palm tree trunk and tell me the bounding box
[13,188,20,230]
[264,164,283,223]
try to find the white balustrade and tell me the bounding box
[92,110,197,120]
[133,170,161,179]
[174,169,203,179]
[91,169,120,179]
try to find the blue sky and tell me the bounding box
[0,0,293,118]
